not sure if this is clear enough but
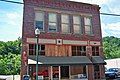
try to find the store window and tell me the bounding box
[92,46,99,56]
[71,66,87,79]
[72,46,86,56]
[29,44,45,55]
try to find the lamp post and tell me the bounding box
[35,28,40,80]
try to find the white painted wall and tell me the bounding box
[105,58,120,69]
[0,75,20,80]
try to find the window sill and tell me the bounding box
[40,31,45,33]
[84,34,94,36]
[47,32,59,33]
[72,33,83,35]
[60,32,72,35]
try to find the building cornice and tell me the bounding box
[24,0,100,13]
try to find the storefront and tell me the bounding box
[28,56,92,80]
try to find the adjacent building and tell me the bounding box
[21,0,106,80]
[105,58,120,69]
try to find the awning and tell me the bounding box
[92,56,106,65]
[28,56,92,65]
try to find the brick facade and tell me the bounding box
[21,0,105,80]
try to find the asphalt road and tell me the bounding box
[114,78,120,80]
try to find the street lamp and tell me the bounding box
[35,28,40,80]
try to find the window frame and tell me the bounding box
[48,12,57,32]
[35,11,45,31]
[61,14,70,33]
[92,46,99,56]
[73,15,82,34]
[84,16,93,35]
[29,44,45,56]
[72,46,86,56]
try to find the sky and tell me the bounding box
[0,0,120,41]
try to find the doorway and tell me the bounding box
[52,66,59,80]
[60,66,69,79]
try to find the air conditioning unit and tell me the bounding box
[56,39,62,45]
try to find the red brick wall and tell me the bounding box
[21,0,103,80]
[22,0,102,42]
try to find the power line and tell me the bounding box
[0,0,120,17]
[100,13,120,16]
[0,0,23,4]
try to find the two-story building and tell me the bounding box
[21,0,106,80]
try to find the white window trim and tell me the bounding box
[34,11,45,31]
[48,12,57,32]
[73,15,82,34]
[61,14,70,34]
[84,16,93,35]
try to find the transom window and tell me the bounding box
[61,14,70,33]
[48,13,57,32]
[35,11,44,31]
[84,17,92,35]
[72,46,86,56]
[29,44,45,55]
[73,15,82,34]
[92,46,99,56]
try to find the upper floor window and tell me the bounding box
[72,46,86,56]
[92,46,99,56]
[84,17,92,35]
[48,13,57,32]
[61,14,70,33]
[73,15,82,34]
[29,44,45,56]
[35,11,44,31]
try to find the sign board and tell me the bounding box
[38,76,44,80]
[23,75,30,80]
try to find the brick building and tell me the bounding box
[21,0,106,80]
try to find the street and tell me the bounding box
[114,78,120,80]
[107,78,120,80]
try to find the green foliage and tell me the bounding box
[103,36,120,59]
[0,39,21,55]
[0,38,21,75]
[0,54,21,75]
[0,53,21,75]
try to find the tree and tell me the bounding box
[0,38,21,74]
[0,38,21,55]
[0,53,21,75]
[103,36,120,59]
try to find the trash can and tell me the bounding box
[23,75,30,80]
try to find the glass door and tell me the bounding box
[52,66,59,80]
